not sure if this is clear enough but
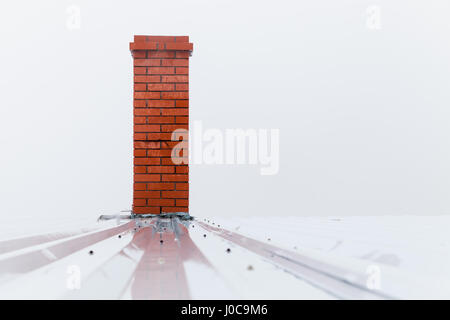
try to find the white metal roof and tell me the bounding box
[0,215,449,299]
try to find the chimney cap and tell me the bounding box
[130,35,193,52]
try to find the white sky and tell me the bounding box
[0,0,449,223]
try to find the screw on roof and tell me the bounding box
[226,248,231,253]
[89,250,94,255]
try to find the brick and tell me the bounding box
[175,67,189,75]
[134,100,146,108]
[175,100,189,107]
[134,174,161,182]
[130,42,157,50]
[147,199,175,207]
[161,92,188,99]
[147,116,175,124]
[147,133,173,140]
[134,183,147,191]
[165,43,193,51]
[175,117,188,124]
[176,51,191,58]
[134,141,160,149]
[134,109,160,116]
[134,116,146,124]
[162,108,188,116]
[160,141,182,149]
[161,124,188,132]
[135,35,176,42]
[134,125,160,132]
[176,166,189,174]
[134,59,161,67]
[175,84,188,91]
[162,59,188,67]
[134,83,146,91]
[134,149,146,157]
[147,166,174,173]
[176,199,189,207]
[162,207,188,213]
[162,174,188,182]
[161,158,176,165]
[134,75,160,83]
[134,166,147,174]
[134,67,147,75]
[176,183,189,190]
[134,92,160,99]
[134,158,160,165]
[147,183,175,190]
[147,149,172,157]
[147,83,174,91]
[175,36,189,42]
[148,67,175,74]
[134,133,147,140]
[150,36,176,42]
[148,51,175,58]
[133,207,160,214]
[161,157,188,165]
[132,51,147,58]
[162,75,188,83]
[161,191,188,198]
[134,191,160,198]
[147,100,174,108]
[133,199,147,206]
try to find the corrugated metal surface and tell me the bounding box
[0,216,449,299]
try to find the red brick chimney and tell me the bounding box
[130,35,192,215]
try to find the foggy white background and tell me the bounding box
[0,0,449,223]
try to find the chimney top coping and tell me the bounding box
[130,35,193,52]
